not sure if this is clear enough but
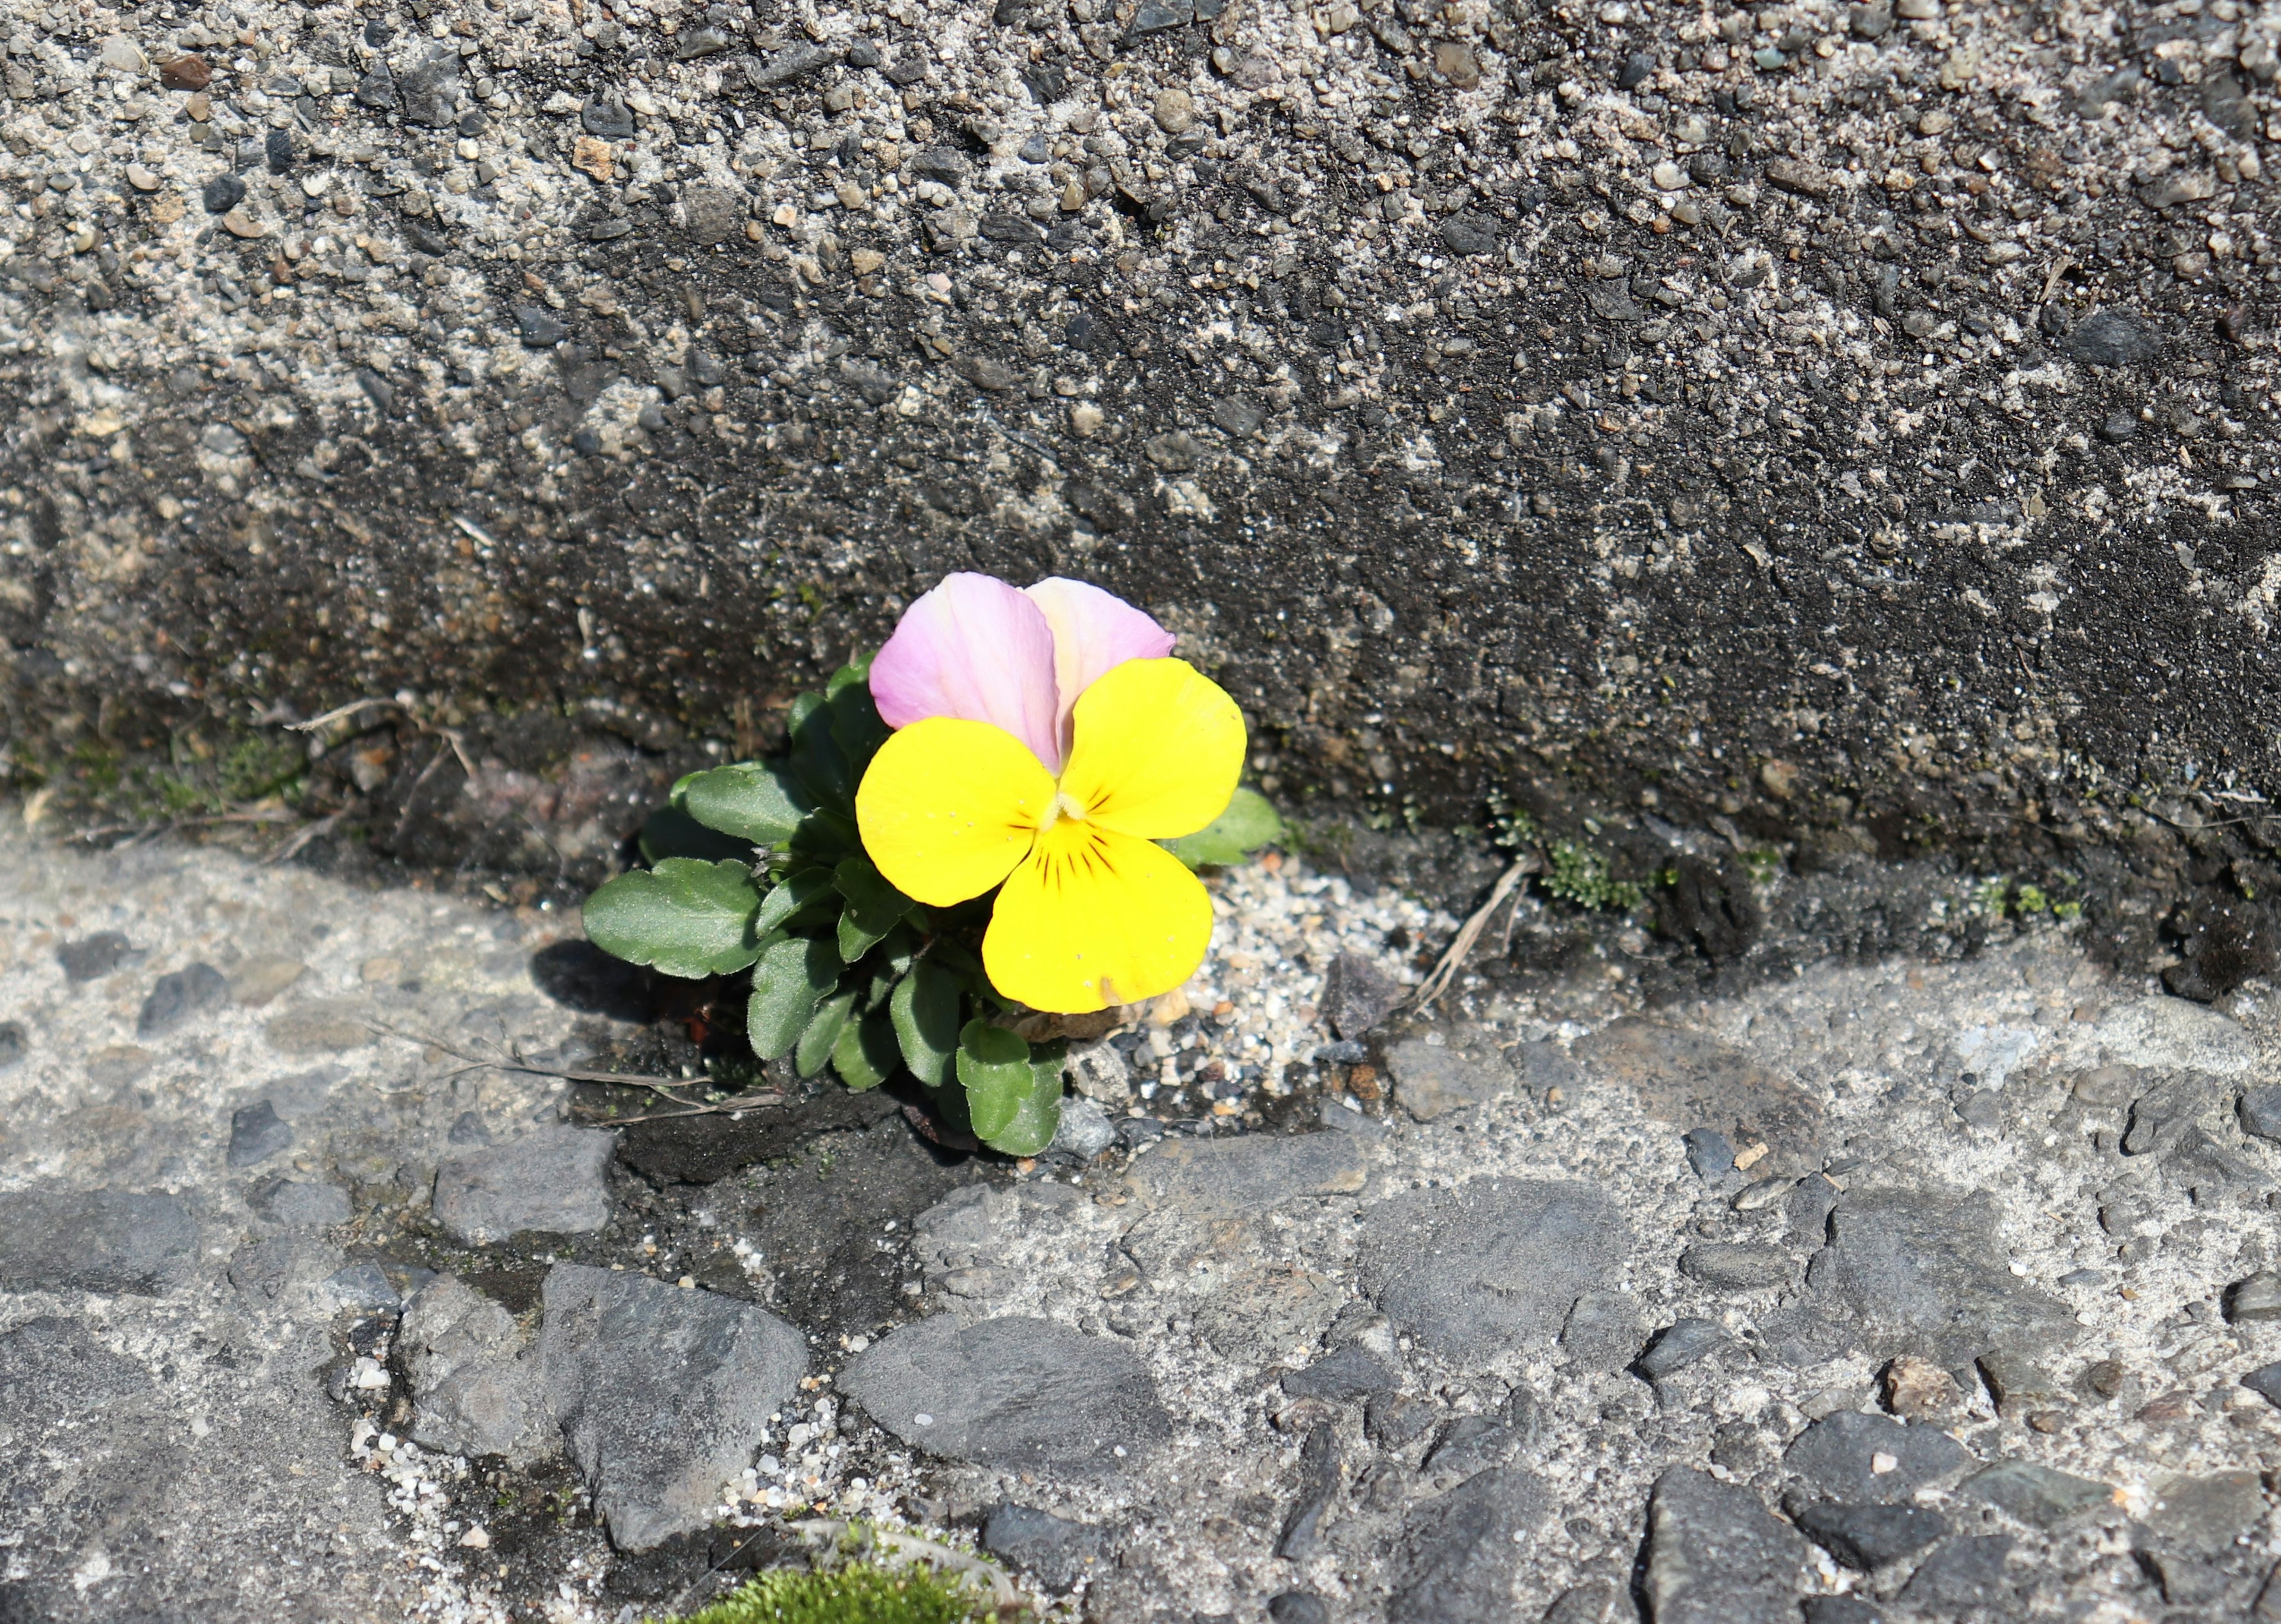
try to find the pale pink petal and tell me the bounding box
[1024,577,1177,762]
[868,573,1064,770]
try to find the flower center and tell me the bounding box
[1035,788,1090,833]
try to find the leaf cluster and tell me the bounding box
[583,659,1066,1155]
[650,1562,991,1624]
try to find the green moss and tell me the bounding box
[1541,840,1643,911]
[654,1563,994,1624]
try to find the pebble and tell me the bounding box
[1360,1178,1626,1360]
[1152,88,1196,135]
[1679,1241,1792,1291]
[125,165,160,192]
[1385,1037,1512,1121]
[1637,1316,1725,1379]
[227,1099,295,1168]
[432,1125,618,1244]
[264,999,374,1054]
[229,955,307,1006]
[2237,1085,2281,1142]
[201,174,246,215]
[1281,1342,1401,1401]
[138,962,229,1038]
[1900,1535,2015,1609]
[843,1313,1170,1475]
[1958,1461,2114,1528]
[983,1503,1109,1593]
[400,1274,552,1463]
[56,931,138,982]
[1392,1468,1549,1622]
[1577,1018,1824,1173]
[0,1021,25,1070]
[1784,1411,1974,1503]
[1790,1501,1946,1570]
[1644,1468,1811,1624]
[0,1189,198,1294]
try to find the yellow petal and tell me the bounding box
[984,820,1213,1013]
[855,718,1053,906]
[1056,658,1246,840]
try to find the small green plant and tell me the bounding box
[580,655,1279,1158]
[1741,846,1784,885]
[2013,883,2049,914]
[652,1562,992,1624]
[1542,839,1644,911]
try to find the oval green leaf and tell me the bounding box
[747,932,843,1060]
[796,989,856,1079]
[832,1006,901,1091]
[892,959,962,1088]
[677,762,812,846]
[582,858,764,979]
[1165,786,1287,869]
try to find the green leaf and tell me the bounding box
[892,959,963,1088]
[959,1020,1063,1156]
[825,652,873,696]
[582,858,765,979]
[788,691,855,812]
[834,855,915,963]
[1165,787,1286,868]
[832,1006,901,1091]
[677,761,813,846]
[789,807,861,865]
[826,679,890,781]
[746,933,842,1060]
[796,989,855,1078]
[757,867,839,934]
[638,805,755,865]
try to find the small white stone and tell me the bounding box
[913,1411,934,1426]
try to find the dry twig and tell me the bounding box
[365,1022,782,1120]
[1410,852,1540,1012]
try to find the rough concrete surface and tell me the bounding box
[0,0,2276,884]
[11,811,2281,1621]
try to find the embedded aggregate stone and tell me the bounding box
[1385,1035,1513,1121]
[1789,1500,1948,1570]
[843,1313,1170,1477]
[1961,1460,2118,1528]
[1900,1535,2018,1609]
[137,961,230,1038]
[981,1503,1110,1594]
[1389,1467,1549,1623]
[431,1124,619,1243]
[226,1098,295,1167]
[399,1274,552,1464]
[1643,1468,1812,1624]
[0,1188,198,1295]
[539,1265,809,1550]
[1783,1412,1976,1504]
[1573,1018,1824,1171]
[1357,1177,1626,1360]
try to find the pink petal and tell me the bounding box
[1023,577,1177,762]
[868,573,1064,770]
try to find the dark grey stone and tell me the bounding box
[1638,1317,1725,1379]
[1682,1127,1735,1177]
[1542,1579,1626,1623]
[1900,1535,2014,1608]
[515,305,568,347]
[581,94,636,137]
[201,174,247,214]
[1680,1242,1792,1291]
[399,45,463,128]
[1358,1178,1626,1360]
[354,61,397,108]
[1783,1411,1974,1503]
[843,1314,1170,1478]
[1385,1038,1515,1121]
[1390,1467,1549,1622]
[540,1265,808,1550]
[750,42,837,86]
[1267,1594,1329,1624]
[2099,410,2140,443]
[0,1020,25,1069]
[402,1274,552,1462]
[250,1177,350,1228]
[137,962,228,1038]
[1323,953,1405,1040]
[1801,1599,1883,1624]
[2241,1086,2281,1142]
[1849,4,1892,38]
[2140,1548,2233,1606]
[1440,214,1499,255]
[2070,308,2159,366]
[0,1189,197,1294]
[1424,1416,1521,1479]
[227,1099,294,1168]
[681,184,744,246]
[1281,1342,1399,1401]
[1366,1391,1438,1449]
[447,1111,492,1145]
[1575,1019,1824,1173]
[672,24,735,59]
[1561,1291,1644,1373]
[1959,1460,2114,1527]
[1790,1501,1945,1569]
[1643,1468,1810,1624]
[1618,49,1656,88]
[2145,1471,2267,1557]
[2123,1073,2221,1154]
[324,1262,399,1310]
[56,930,137,981]
[1047,1095,1116,1161]
[1277,1423,1339,1560]
[1766,1185,2075,1370]
[227,1236,340,1306]
[2241,1361,2281,1408]
[982,1503,1109,1593]
[432,1125,618,1244]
